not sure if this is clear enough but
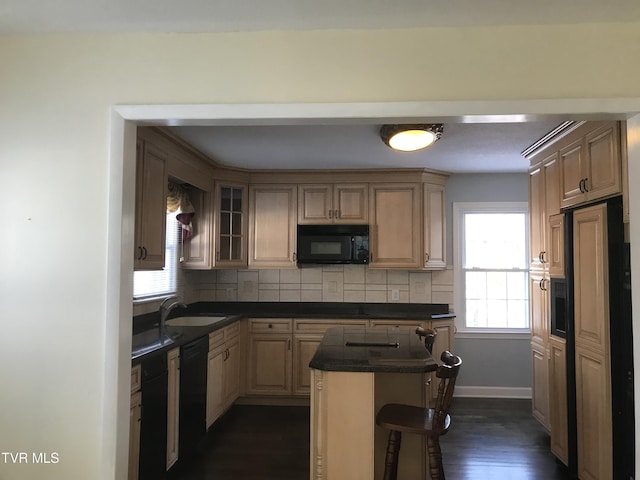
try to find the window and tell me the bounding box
[133,211,179,299]
[453,202,529,333]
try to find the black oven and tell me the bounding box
[297,224,369,264]
[550,277,567,338]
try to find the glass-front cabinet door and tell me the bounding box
[215,183,248,268]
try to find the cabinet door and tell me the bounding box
[560,137,586,209]
[575,346,612,480]
[531,341,550,430]
[128,391,142,480]
[206,345,225,428]
[249,185,297,268]
[549,336,568,465]
[585,122,621,202]
[530,272,549,345]
[298,184,332,224]
[166,347,180,470]
[547,214,564,278]
[333,183,368,224]
[182,187,214,269]
[573,203,609,353]
[543,152,561,217]
[529,164,546,269]
[223,335,241,407]
[423,183,446,269]
[246,335,292,395]
[134,140,168,270]
[292,334,323,395]
[215,183,248,268]
[369,183,422,269]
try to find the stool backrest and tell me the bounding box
[415,326,437,354]
[433,351,462,423]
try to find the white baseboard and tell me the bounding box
[454,386,531,399]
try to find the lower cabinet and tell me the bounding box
[531,340,550,430]
[206,323,241,428]
[549,335,568,465]
[166,347,180,470]
[246,319,293,395]
[129,365,142,480]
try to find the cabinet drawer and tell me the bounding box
[249,318,293,333]
[209,330,225,350]
[369,320,424,330]
[224,322,240,339]
[131,364,142,393]
[294,319,368,333]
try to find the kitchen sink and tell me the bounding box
[165,316,228,327]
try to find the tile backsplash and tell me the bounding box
[183,265,453,307]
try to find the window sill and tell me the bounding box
[455,330,531,340]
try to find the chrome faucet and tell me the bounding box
[159,295,187,343]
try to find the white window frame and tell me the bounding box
[133,211,179,301]
[453,202,530,337]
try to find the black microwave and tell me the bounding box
[297,225,369,264]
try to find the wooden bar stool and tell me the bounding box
[415,326,436,354]
[376,351,462,480]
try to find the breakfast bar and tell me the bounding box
[309,327,438,480]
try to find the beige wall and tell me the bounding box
[1,24,640,480]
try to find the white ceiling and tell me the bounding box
[170,122,561,173]
[5,0,636,172]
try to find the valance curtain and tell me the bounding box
[167,182,195,241]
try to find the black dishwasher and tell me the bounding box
[178,336,209,463]
[139,353,168,480]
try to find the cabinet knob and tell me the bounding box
[425,252,430,263]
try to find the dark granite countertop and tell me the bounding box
[309,327,438,373]
[132,302,454,366]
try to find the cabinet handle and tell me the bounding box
[583,178,589,192]
[136,246,142,260]
[292,252,297,262]
[328,209,333,218]
[288,338,291,351]
[142,246,148,260]
[578,179,584,193]
[335,209,340,218]
[540,278,547,291]
[541,251,547,264]
[425,252,430,264]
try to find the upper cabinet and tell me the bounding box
[369,183,422,269]
[423,183,446,269]
[298,183,368,224]
[214,183,248,268]
[134,139,168,270]
[248,184,297,268]
[560,122,622,209]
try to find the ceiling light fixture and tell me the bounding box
[380,124,444,152]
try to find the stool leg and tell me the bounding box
[382,430,402,480]
[426,435,444,480]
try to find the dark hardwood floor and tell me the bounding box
[173,398,570,480]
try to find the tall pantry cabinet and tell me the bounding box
[526,120,630,479]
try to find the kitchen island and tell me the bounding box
[309,327,438,480]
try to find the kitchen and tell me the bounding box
[131,119,631,479]
[3,6,640,480]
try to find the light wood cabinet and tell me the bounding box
[529,150,559,270]
[129,366,142,480]
[298,183,368,224]
[134,139,168,270]
[369,183,422,269]
[531,341,550,430]
[547,214,564,278]
[423,183,446,269]
[248,185,297,268]
[530,272,549,346]
[549,335,568,466]
[181,186,215,269]
[166,347,180,470]
[246,319,293,395]
[573,202,612,479]
[560,122,622,209]
[206,323,242,428]
[214,183,248,268]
